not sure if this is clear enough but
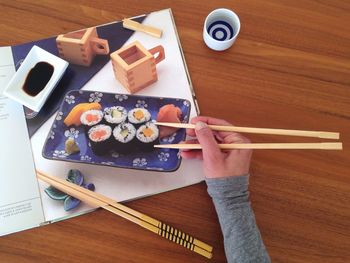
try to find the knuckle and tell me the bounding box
[196,127,211,137]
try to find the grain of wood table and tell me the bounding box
[1,1,349,262]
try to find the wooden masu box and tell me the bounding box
[110,41,165,93]
[56,27,109,66]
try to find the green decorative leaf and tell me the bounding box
[66,169,84,186]
[64,196,81,211]
[44,186,68,200]
[65,138,80,155]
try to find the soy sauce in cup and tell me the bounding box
[22,62,54,96]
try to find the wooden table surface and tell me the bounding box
[1,1,349,262]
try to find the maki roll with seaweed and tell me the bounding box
[128,108,151,128]
[112,123,136,154]
[88,124,112,155]
[64,102,102,127]
[80,109,103,131]
[136,122,159,152]
[103,106,127,127]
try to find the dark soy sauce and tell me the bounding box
[22,62,54,96]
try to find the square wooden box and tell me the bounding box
[56,27,109,66]
[110,41,165,93]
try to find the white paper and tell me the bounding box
[30,9,205,222]
[0,46,45,236]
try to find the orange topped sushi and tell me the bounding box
[156,104,182,138]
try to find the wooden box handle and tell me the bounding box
[91,38,110,55]
[148,45,165,64]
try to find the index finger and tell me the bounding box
[186,116,237,138]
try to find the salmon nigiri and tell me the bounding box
[156,104,182,138]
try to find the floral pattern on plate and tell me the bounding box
[42,90,191,172]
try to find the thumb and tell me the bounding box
[195,121,222,162]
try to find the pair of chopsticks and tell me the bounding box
[154,122,342,150]
[36,171,213,259]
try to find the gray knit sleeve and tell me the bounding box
[206,175,270,263]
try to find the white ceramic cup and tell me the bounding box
[203,8,241,51]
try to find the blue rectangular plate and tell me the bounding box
[42,90,191,172]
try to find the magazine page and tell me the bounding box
[31,9,205,223]
[0,47,45,236]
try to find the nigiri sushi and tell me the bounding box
[156,104,182,138]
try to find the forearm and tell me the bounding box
[206,175,270,263]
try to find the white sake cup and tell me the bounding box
[203,8,241,51]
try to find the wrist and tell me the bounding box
[206,174,250,200]
[204,168,250,179]
[205,173,249,184]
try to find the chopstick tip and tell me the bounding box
[319,132,340,140]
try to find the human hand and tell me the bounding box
[181,116,252,179]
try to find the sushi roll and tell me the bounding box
[136,122,159,152]
[80,109,103,131]
[128,108,151,128]
[112,123,136,153]
[103,106,127,127]
[88,124,112,155]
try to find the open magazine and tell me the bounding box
[0,9,204,236]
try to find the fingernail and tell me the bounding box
[195,121,207,131]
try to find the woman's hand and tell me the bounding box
[181,116,252,179]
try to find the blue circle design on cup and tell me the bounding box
[207,20,234,41]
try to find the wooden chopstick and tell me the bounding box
[123,19,162,38]
[155,122,340,139]
[36,171,213,259]
[155,142,343,150]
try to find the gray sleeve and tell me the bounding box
[206,175,270,263]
